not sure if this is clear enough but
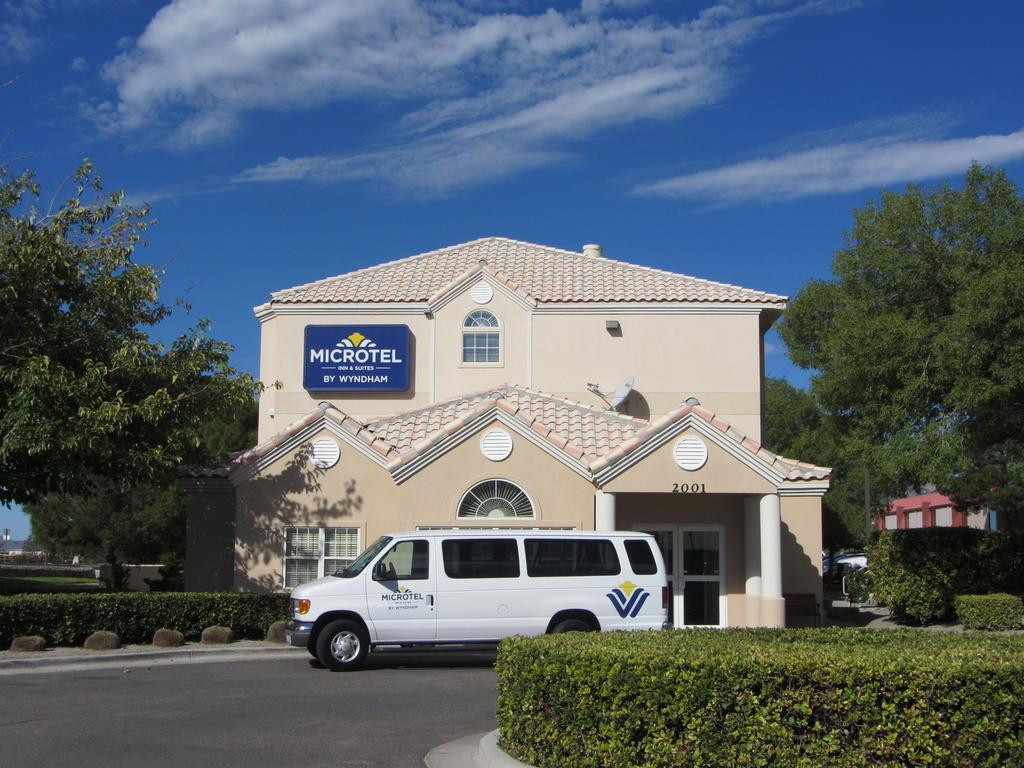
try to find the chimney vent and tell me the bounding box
[583,243,603,258]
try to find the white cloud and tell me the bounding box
[634,126,1024,203]
[96,0,861,194]
[0,1,100,62]
[0,22,43,62]
[69,55,88,72]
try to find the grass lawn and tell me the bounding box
[0,575,101,594]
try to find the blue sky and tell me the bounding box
[2,0,1023,537]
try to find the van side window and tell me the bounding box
[624,539,658,575]
[375,539,429,580]
[442,539,520,579]
[524,539,620,577]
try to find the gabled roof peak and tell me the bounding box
[184,383,829,486]
[268,236,786,306]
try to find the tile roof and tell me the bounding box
[190,385,829,483]
[366,385,645,464]
[269,237,786,305]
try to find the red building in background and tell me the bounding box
[877,491,1002,532]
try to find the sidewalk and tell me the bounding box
[0,639,304,674]
[424,730,534,768]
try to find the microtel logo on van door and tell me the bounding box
[607,580,649,618]
[381,587,424,602]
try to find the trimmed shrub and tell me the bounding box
[497,629,1024,768]
[868,529,1024,624]
[844,567,875,604]
[152,628,185,647]
[956,593,1024,631]
[9,635,46,652]
[266,620,287,644]
[83,630,120,650]
[201,625,234,644]
[0,592,289,647]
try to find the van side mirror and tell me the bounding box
[373,561,389,581]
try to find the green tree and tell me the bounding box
[26,400,257,587]
[0,161,259,504]
[779,165,1024,522]
[762,376,866,549]
[1,161,260,585]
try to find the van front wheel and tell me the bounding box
[316,620,369,671]
[551,618,594,634]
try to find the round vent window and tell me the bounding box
[458,479,533,519]
[309,438,340,468]
[480,429,513,461]
[673,436,708,471]
[470,281,493,304]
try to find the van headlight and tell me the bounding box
[291,598,311,616]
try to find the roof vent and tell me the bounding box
[583,243,603,258]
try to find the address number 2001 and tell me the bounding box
[671,483,706,493]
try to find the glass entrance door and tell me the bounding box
[635,525,725,628]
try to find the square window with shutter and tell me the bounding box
[283,527,360,588]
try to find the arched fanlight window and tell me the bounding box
[463,310,500,363]
[458,479,534,519]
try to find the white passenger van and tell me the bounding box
[285,529,668,670]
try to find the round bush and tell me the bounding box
[83,631,120,651]
[845,567,875,604]
[201,625,234,644]
[265,620,287,644]
[152,628,185,647]
[9,635,46,652]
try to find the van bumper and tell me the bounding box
[285,620,314,648]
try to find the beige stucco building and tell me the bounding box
[185,237,829,628]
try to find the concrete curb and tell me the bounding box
[424,729,535,768]
[0,644,303,674]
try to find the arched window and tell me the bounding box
[458,479,534,519]
[462,310,500,363]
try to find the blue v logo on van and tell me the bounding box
[607,580,649,618]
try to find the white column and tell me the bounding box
[759,493,782,598]
[759,493,785,627]
[595,491,616,531]
[743,496,761,627]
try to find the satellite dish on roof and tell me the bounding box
[609,377,635,409]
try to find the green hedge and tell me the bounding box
[956,593,1024,631]
[868,529,1024,624]
[496,629,1024,768]
[0,592,289,646]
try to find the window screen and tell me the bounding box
[442,539,520,579]
[284,527,359,589]
[624,539,658,575]
[324,528,360,575]
[525,538,620,577]
[284,527,320,589]
[463,310,500,363]
[375,539,430,580]
[462,332,499,363]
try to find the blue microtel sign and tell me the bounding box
[303,325,410,392]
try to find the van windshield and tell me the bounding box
[332,536,392,578]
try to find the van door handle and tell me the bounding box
[427,594,434,607]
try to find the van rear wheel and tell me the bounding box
[316,620,369,671]
[551,618,594,634]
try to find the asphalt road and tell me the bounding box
[0,652,498,768]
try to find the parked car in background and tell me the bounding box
[823,551,868,587]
